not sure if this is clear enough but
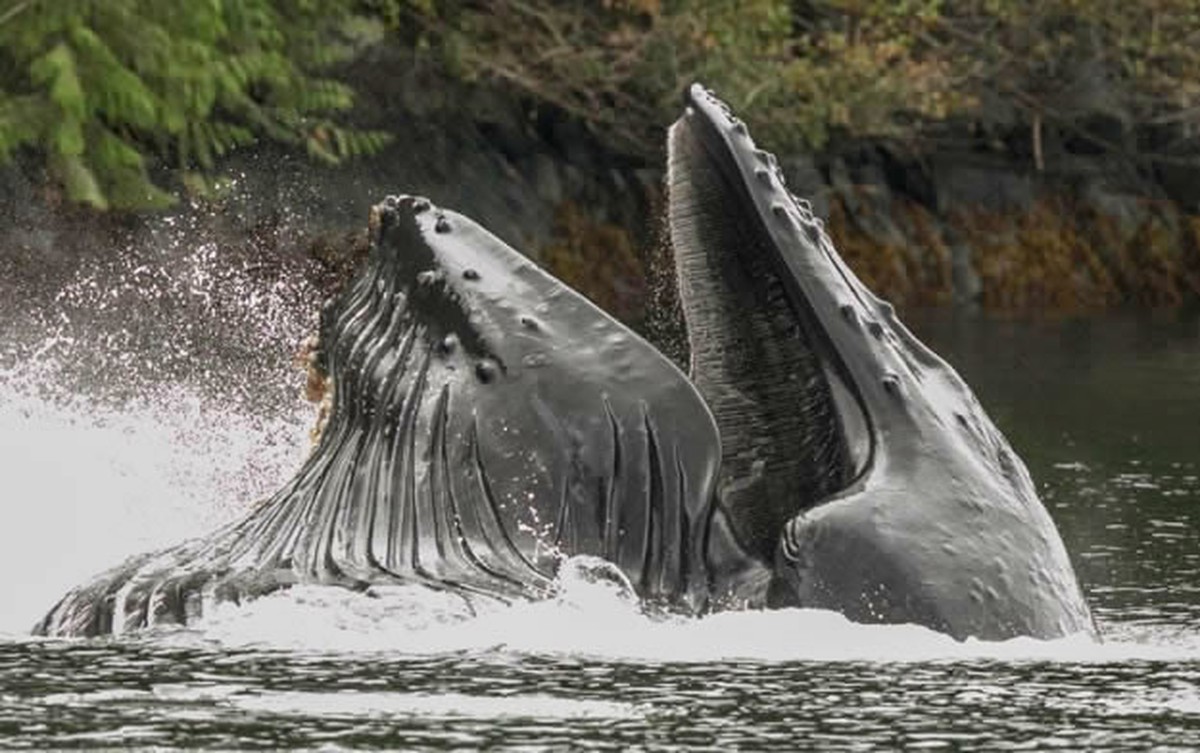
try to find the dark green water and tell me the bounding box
[2,309,1199,750]
[911,310,1200,638]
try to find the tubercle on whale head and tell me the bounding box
[316,194,525,387]
[322,193,711,400]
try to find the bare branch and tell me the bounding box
[0,0,32,27]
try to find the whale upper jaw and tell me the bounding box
[669,83,1096,640]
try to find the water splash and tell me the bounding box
[0,385,312,635]
[1,224,320,412]
[2,229,1198,665]
[0,226,318,636]
[146,563,1196,664]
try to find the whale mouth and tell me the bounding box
[664,87,872,562]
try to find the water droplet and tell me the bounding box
[439,333,459,355]
[754,168,772,185]
[519,316,539,331]
[462,268,480,281]
[731,119,747,135]
[881,373,901,395]
[771,204,788,219]
[412,197,432,213]
[839,303,856,323]
[435,216,451,233]
[866,320,884,338]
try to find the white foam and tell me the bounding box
[40,684,640,721]
[151,560,1200,665]
[227,690,640,720]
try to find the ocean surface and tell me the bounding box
[1,240,1198,749]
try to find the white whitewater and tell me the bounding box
[0,230,317,636]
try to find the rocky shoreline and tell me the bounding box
[4,75,1200,327]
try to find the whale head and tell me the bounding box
[666,84,1094,639]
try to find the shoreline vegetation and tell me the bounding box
[3,1,1200,315]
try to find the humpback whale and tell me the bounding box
[35,85,1095,641]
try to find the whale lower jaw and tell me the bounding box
[36,195,724,637]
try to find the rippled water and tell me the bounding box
[911,311,1200,640]
[1,237,1198,749]
[4,638,1199,749]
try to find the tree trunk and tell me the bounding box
[1032,112,1045,173]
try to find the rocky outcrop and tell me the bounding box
[767,141,1200,310]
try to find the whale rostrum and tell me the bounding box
[35,85,1095,641]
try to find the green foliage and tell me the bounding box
[0,0,391,209]
[388,0,1200,164]
[924,0,1200,164]
[744,0,969,150]
[5,0,1198,211]
[385,0,967,155]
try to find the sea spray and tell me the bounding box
[0,226,319,635]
